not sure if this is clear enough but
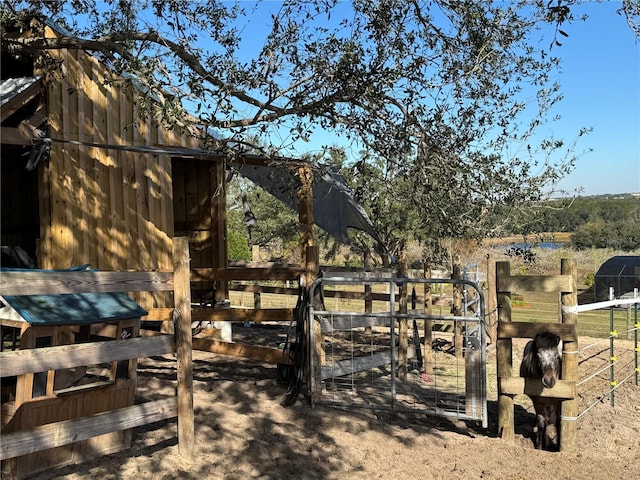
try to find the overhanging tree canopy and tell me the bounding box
[3,0,638,261]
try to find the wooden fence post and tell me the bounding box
[297,163,319,399]
[560,258,578,452]
[496,261,513,440]
[363,251,373,335]
[252,245,261,315]
[173,237,194,459]
[297,164,314,266]
[307,245,322,397]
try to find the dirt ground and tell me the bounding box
[35,329,640,480]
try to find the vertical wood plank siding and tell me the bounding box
[77,53,91,267]
[39,26,203,308]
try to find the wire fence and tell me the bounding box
[508,299,636,339]
[562,292,639,419]
[507,291,639,418]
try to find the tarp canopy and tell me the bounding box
[232,162,380,245]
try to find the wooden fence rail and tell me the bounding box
[0,336,174,378]
[0,271,174,295]
[1,398,178,461]
[0,237,194,464]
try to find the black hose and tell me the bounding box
[282,286,309,407]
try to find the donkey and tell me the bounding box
[520,331,562,450]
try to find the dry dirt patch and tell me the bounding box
[35,331,640,480]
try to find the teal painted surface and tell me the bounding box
[1,292,148,325]
[1,267,147,325]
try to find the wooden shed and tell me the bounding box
[0,272,148,479]
[1,19,331,317]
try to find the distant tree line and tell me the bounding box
[513,195,640,251]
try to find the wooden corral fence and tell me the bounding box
[134,263,306,366]
[496,259,578,452]
[0,237,195,467]
[188,263,470,369]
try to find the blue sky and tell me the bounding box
[242,1,639,197]
[547,1,639,196]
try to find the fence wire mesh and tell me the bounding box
[308,276,488,427]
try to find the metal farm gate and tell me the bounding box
[307,276,488,428]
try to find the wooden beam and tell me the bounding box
[26,107,47,129]
[228,261,304,269]
[143,307,294,323]
[192,308,294,323]
[498,377,575,399]
[229,154,305,168]
[0,271,174,295]
[192,337,292,364]
[0,126,34,145]
[497,274,574,294]
[497,322,577,341]
[148,151,303,167]
[227,283,393,302]
[228,284,297,295]
[2,108,49,145]
[0,318,25,329]
[0,335,175,377]
[0,397,177,461]
[192,267,304,282]
[227,282,397,303]
[173,237,194,459]
[297,165,315,278]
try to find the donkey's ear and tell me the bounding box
[553,333,561,345]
